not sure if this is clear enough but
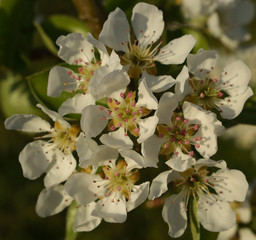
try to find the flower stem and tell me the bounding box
[189,199,200,240]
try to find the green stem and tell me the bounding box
[65,201,79,240]
[189,199,200,240]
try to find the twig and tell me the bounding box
[72,0,107,37]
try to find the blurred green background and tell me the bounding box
[1,0,256,239]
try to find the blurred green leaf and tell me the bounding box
[65,201,78,240]
[0,72,43,118]
[182,28,209,53]
[0,0,35,69]
[41,14,90,43]
[27,64,75,112]
[34,22,58,56]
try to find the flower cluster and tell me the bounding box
[5,2,253,239]
[181,0,254,49]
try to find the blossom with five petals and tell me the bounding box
[65,145,150,223]
[4,104,80,187]
[99,2,196,91]
[149,159,248,238]
[48,32,129,116]
[80,78,158,144]
[185,49,253,119]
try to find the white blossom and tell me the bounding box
[186,49,253,119]
[47,32,129,116]
[4,104,79,187]
[65,148,150,223]
[99,2,195,89]
[144,101,225,171]
[208,0,254,49]
[80,78,158,145]
[149,159,249,238]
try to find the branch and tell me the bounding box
[72,0,107,37]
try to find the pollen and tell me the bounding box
[99,160,140,200]
[186,77,227,111]
[35,121,80,155]
[157,113,202,156]
[107,91,151,137]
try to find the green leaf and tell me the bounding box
[34,21,58,56]
[0,71,43,118]
[41,14,90,43]
[182,28,209,53]
[65,201,79,240]
[26,64,76,112]
[0,0,35,68]
[189,199,200,240]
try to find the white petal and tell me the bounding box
[181,0,201,18]
[86,32,109,66]
[5,114,51,132]
[231,1,255,25]
[89,69,130,101]
[207,13,222,38]
[88,66,109,99]
[187,49,218,80]
[217,225,238,240]
[35,185,72,217]
[36,104,70,129]
[108,50,123,71]
[126,182,150,212]
[44,151,76,188]
[74,203,102,232]
[131,2,164,47]
[56,33,94,65]
[141,134,164,168]
[212,169,248,202]
[137,115,159,143]
[166,149,196,172]
[19,140,51,179]
[81,105,108,138]
[196,125,219,158]
[183,102,225,157]
[237,203,251,223]
[162,194,188,238]
[149,170,180,200]
[175,65,192,96]
[99,8,130,51]
[194,159,227,170]
[156,92,177,124]
[58,93,95,116]
[183,101,220,126]
[137,78,158,110]
[83,145,118,168]
[92,196,127,223]
[47,66,78,97]
[119,149,147,170]
[220,60,251,95]
[76,133,98,165]
[218,87,253,119]
[65,172,100,205]
[155,35,196,64]
[100,128,133,150]
[141,71,175,93]
[197,194,236,232]
[239,228,256,240]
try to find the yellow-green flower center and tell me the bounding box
[102,160,139,200]
[186,77,225,110]
[157,114,201,157]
